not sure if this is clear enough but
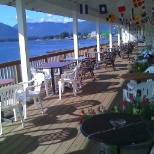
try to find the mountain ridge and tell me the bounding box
[0,21,109,39]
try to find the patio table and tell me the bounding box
[80,113,154,154]
[36,62,74,94]
[121,72,154,81]
[0,79,14,86]
[61,56,88,62]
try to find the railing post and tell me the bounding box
[16,64,22,83]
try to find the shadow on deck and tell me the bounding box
[0,54,134,154]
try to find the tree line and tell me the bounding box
[0,31,90,42]
[0,30,110,42]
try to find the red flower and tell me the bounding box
[81,110,85,114]
[92,110,95,115]
[122,100,127,107]
[97,106,102,113]
[77,115,83,124]
[130,95,133,101]
[142,98,149,105]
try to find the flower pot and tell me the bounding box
[120,140,153,154]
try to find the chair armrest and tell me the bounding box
[19,79,35,85]
[61,72,74,79]
[123,89,134,102]
[25,84,41,96]
[37,70,45,74]
[63,69,74,74]
[26,84,40,91]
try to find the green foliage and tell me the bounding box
[59,31,69,39]
[130,62,151,73]
[116,95,154,120]
[102,30,109,37]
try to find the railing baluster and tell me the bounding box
[0,43,113,82]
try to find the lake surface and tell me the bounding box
[0,38,117,63]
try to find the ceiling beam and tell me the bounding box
[0,0,13,5]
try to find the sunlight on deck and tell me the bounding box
[0,52,136,154]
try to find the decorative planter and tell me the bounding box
[120,140,153,154]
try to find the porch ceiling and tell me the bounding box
[1,0,154,26]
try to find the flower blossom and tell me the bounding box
[77,115,83,124]
[142,98,149,105]
[97,106,102,113]
[122,100,127,107]
[81,110,85,114]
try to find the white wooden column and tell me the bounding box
[128,25,130,42]
[73,11,79,60]
[96,17,100,61]
[16,0,30,84]
[125,28,128,43]
[122,27,125,43]
[117,25,120,46]
[109,23,112,51]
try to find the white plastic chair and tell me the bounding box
[30,66,60,96]
[17,73,44,119]
[0,84,24,135]
[63,63,82,88]
[123,81,154,102]
[127,66,154,90]
[58,65,81,99]
[41,69,60,96]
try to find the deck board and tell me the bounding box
[0,53,135,154]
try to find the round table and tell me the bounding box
[80,113,154,154]
[121,72,154,81]
[0,79,14,86]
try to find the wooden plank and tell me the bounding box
[0,55,134,154]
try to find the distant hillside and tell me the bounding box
[0,21,109,39]
[0,23,18,39]
[14,21,109,37]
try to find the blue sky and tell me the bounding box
[0,4,74,27]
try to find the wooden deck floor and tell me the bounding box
[0,53,135,154]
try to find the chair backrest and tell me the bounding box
[131,81,154,99]
[60,66,77,83]
[144,66,154,73]
[0,84,23,108]
[42,69,51,79]
[32,73,45,92]
[74,65,80,80]
[30,66,37,77]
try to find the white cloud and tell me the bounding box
[26,15,35,22]
[25,13,74,23]
[45,14,73,23]
[23,12,84,23]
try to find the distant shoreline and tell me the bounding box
[0,36,110,43]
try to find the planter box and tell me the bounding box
[120,140,153,154]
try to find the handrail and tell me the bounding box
[0,42,116,83]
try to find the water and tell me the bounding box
[0,38,117,63]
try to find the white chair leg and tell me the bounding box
[44,79,49,96]
[62,82,65,93]
[73,81,77,96]
[58,81,62,99]
[38,96,44,113]
[17,104,24,127]
[78,79,82,88]
[54,77,57,91]
[33,97,37,109]
[0,111,2,135]
[23,101,27,119]
[13,107,18,121]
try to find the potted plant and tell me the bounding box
[78,95,154,154]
